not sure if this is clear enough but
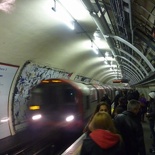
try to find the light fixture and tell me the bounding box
[91,40,99,55]
[105,52,109,57]
[52,0,75,30]
[104,60,108,64]
[94,30,101,41]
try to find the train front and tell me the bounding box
[27,79,83,132]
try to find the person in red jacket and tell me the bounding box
[80,112,126,155]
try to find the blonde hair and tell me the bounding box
[89,112,117,134]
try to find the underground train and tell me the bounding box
[27,78,128,131]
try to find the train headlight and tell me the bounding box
[65,115,74,122]
[32,114,42,120]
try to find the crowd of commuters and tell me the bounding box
[80,89,155,155]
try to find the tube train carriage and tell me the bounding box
[27,78,128,131]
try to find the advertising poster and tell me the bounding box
[0,63,18,139]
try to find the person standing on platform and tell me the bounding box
[113,90,122,109]
[101,94,112,115]
[83,102,111,136]
[113,99,146,155]
[146,92,155,152]
[113,96,127,117]
[80,112,126,155]
[139,93,147,122]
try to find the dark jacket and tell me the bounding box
[80,129,126,155]
[147,99,155,120]
[114,111,146,155]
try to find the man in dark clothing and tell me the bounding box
[113,90,122,109]
[146,92,155,152]
[114,99,146,155]
[113,97,127,117]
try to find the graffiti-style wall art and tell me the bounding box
[13,61,72,131]
[74,75,91,84]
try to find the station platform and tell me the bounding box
[143,120,154,155]
[61,119,153,155]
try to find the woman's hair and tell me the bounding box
[83,102,110,133]
[118,97,127,105]
[89,111,117,133]
[93,102,110,114]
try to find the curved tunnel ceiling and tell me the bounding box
[82,0,155,86]
[0,0,155,86]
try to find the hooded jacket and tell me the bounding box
[80,129,126,155]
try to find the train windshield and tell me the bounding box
[29,83,77,112]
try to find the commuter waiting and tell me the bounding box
[113,96,127,117]
[114,99,146,155]
[139,93,147,122]
[146,92,155,153]
[83,102,110,135]
[80,112,126,155]
[101,94,112,114]
[113,90,122,109]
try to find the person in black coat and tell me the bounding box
[113,96,127,117]
[146,92,155,151]
[80,112,126,155]
[113,99,146,155]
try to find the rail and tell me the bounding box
[61,133,86,155]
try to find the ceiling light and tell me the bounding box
[91,40,99,55]
[104,61,108,64]
[52,0,75,30]
[92,46,99,54]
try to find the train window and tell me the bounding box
[29,84,61,107]
[29,83,77,113]
[29,88,43,106]
[43,85,61,106]
[63,88,75,103]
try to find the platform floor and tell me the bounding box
[142,119,153,155]
[62,118,154,155]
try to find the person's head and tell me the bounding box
[101,94,109,101]
[127,99,140,114]
[118,97,127,105]
[139,93,144,98]
[148,92,155,100]
[94,102,110,114]
[89,112,117,133]
[115,90,119,96]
